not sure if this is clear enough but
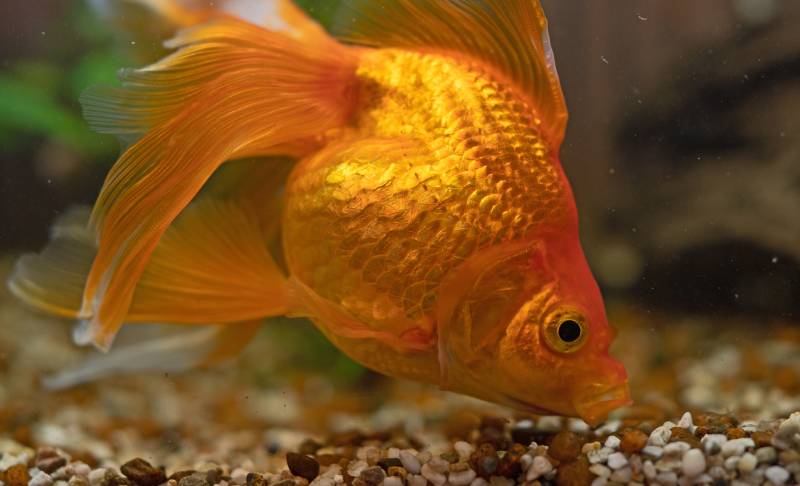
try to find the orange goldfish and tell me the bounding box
[9,0,630,424]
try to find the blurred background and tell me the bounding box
[1,0,799,407]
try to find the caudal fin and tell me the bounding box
[78,6,357,350]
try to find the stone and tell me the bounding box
[447,469,476,486]
[620,430,648,454]
[555,456,590,486]
[549,432,583,462]
[606,452,627,470]
[286,453,320,482]
[30,471,55,486]
[398,452,420,475]
[765,465,790,485]
[737,453,757,473]
[525,456,552,481]
[358,467,385,486]
[681,449,706,477]
[121,458,167,486]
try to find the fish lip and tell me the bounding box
[574,381,632,427]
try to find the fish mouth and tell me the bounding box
[574,381,632,426]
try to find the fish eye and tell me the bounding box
[542,311,588,354]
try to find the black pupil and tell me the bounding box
[558,320,581,343]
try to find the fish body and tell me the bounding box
[9,0,630,424]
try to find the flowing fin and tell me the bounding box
[80,16,357,350]
[332,0,567,148]
[42,321,261,389]
[10,195,290,351]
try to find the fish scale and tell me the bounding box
[283,49,571,337]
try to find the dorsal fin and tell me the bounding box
[332,0,568,149]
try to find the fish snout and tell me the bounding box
[573,359,631,426]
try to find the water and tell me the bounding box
[0,2,799,485]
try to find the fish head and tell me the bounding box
[488,233,630,425]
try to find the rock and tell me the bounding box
[722,438,755,457]
[620,430,648,454]
[669,428,700,448]
[469,444,498,478]
[773,412,800,450]
[606,452,627,470]
[648,425,672,447]
[608,466,631,483]
[286,453,320,481]
[655,471,677,485]
[447,469,476,486]
[424,458,448,474]
[298,439,323,456]
[495,443,525,478]
[31,471,55,486]
[549,431,583,462]
[3,463,30,486]
[453,442,473,461]
[725,428,746,439]
[376,459,402,471]
[765,465,790,485]
[555,456,590,486]
[663,441,691,456]
[386,467,406,479]
[358,467,385,486]
[756,446,778,464]
[586,447,612,464]
[69,476,90,486]
[382,478,402,486]
[406,475,426,486]
[751,431,773,448]
[398,452,420,475]
[468,478,486,486]
[177,473,208,486]
[642,460,657,480]
[420,463,445,486]
[641,445,663,459]
[603,436,620,449]
[38,457,68,474]
[525,456,552,481]
[681,449,706,477]
[121,458,167,486]
[588,464,610,478]
[677,412,694,430]
[737,453,757,473]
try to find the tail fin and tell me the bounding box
[79,9,357,350]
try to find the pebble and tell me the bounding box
[548,431,582,462]
[655,471,678,485]
[420,463,446,486]
[454,442,473,461]
[447,469,475,485]
[589,477,606,486]
[702,434,728,455]
[556,457,591,486]
[681,449,706,477]
[722,438,755,457]
[587,447,612,464]
[678,412,694,430]
[2,463,30,486]
[406,475,426,486]
[286,453,320,481]
[525,456,552,481]
[121,458,167,486]
[773,412,800,450]
[31,471,55,486]
[642,460,657,480]
[359,466,385,486]
[756,446,778,464]
[398,452,420,475]
[663,441,691,456]
[88,469,109,486]
[620,430,648,454]
[765,465,790,484]
[382,478,402,486]
[641,445,663,458]
[608,466,631,483]
[468,478,487,486]
[603,436,620,449]
[606,452,627,470]
[588,464,610,478]
[737,453,757,473]
[648,425,672,447]
[535,416,562,433]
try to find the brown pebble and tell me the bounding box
[620,430,648,454]
[670,427,701,448]
[38,456,68,474]
[177,473,207,486]
[387,467,407,478]
[286,452,320,481]
[439,452,459,464]
[359,466,385,486]
[556,456,590,486]
[245,473,267,486]
[107,477,134,486]
[121,458,167,486]
[470,443,499,479]
[751,431,773,448]
[69,476,90,486]
[726,428,747,439]
[2,464,30,486]
[549,431,583,463]
[497,443,526,477]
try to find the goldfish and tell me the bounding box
[9,0,631,424]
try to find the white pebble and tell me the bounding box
[708,466,726,479]
[701,434,728,454]
[334,474,344,484]
[420,463,446,486]
[756,446,778,464]
[643,460,657,479]
[594,420,621,435]
[606,452,628,469]
[383,478,402,486]
[426,458,448,474]
[30,471,54,486]
[642,445,663,458]
[454,441,473,460]
[737,453,757,473]
[568,418,590,433]
[536,416,562,432]
[582,441,601,454]
[655,471,678,485]
[88,469,107,486]
[678,411,694,430]
[519,453,533,471]
[399,451,421,474]
[648,425,672,446]
[772,412,800,450]
[604,435,620,449]
[588,464,611,478]
[590,477,606,486]
[724,456,740,471]
[609,466,631,483]
[469,478,487,486]
[387,448,400,459]
[347,460,368,477]
[230,469,249,485]
[663,441,691,456]
[587,447,612,464]
[765,465,790,485]
[448,469,476,486]
[71,463,91,479]
[526,456,553,480]
[407,474,427,486]
[722,438,755,457]
[682,449,706,477]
